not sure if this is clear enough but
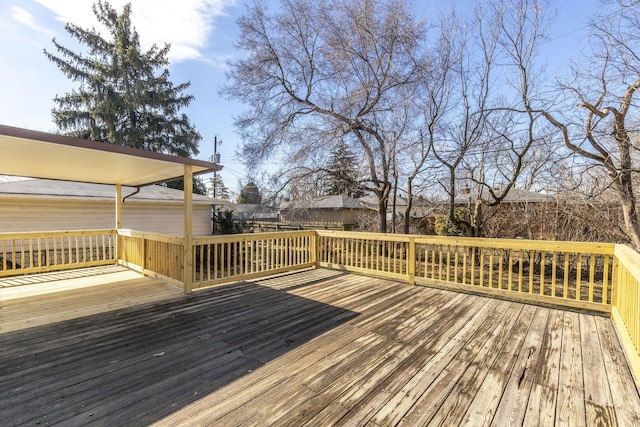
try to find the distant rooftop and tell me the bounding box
[280,194,370,210]
[0,177,227,205]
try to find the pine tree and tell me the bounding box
[325,143,362,197]
[210,175,230,200]
[237,182,261,204]
[44,1,200,157]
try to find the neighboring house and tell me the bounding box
[358,194,440,233]
[453,186,555,205]
[223,204,279,222]
[452,186,623,241]
[279,195,371,230]
[360,195,438,219]
[0,177,227,236]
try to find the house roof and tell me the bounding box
[359,195,432,209]
[0,177,227,205]
[224,204,279,220]
[454,187,555,204]
[0,124,222,187]
[226,204,278,214]
[279,195,369,210]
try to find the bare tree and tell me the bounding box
[426,0,553,237]
[394,18,457,235]
[223,0,425,233]
[427,6,489,237]
[524,2,640,249]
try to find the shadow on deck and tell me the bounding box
[0,270,358,425]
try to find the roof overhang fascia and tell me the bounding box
[0,124,222,187]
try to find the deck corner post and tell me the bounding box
[311,231,319,268]
[612,246,620,307]
[183,165,194,294]
[408,236,416,286]
[115,184,122,264]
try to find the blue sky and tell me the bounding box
[0,0,597,197]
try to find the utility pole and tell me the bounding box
[211,135,221,234]
[212,135,221,198]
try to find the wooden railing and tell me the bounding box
[317,231,615,313]
[117,230,184,283]
[191,231,316,288]
[0,229,116,277]
[116,230,316,289]
[612,244,640,385]
[2,228,637,384]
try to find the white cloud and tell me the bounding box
[10,6,38,28]
[33,0,236,62]
[9,5,53,37]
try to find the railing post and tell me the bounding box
[311,231,319,268]
[612,252,620,308]
[408,236,416,286]
[141,232,146,276]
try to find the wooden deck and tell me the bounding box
[1,268,639,426]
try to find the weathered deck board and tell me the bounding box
[1,267,639,426]
[0,265,183,332]
[523,309,563,426]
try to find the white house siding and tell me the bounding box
[0,198,212,236]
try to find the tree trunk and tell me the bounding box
[403,177,413,234]
[467,200,483,237]
[376,184,390,233]
[391,177,398,234]
[613,170,640,250]
[378,203,387,233]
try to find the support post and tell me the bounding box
[408,237,416,285]
[311,231,318,268]
[115,184,122,262]
[183,165,194,294]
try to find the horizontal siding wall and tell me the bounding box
[121,204,212,236]
[0,199,212,235]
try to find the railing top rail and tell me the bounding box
[193,230,316,245]
[0,229,117,239]
[316,230,616,254]
[615,244,640,277]
[117,229,184,245]
[316,230,414,243]
[414,236,616,254]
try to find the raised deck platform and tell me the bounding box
[1,268,639,425]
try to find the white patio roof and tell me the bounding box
[0,124,221,187]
